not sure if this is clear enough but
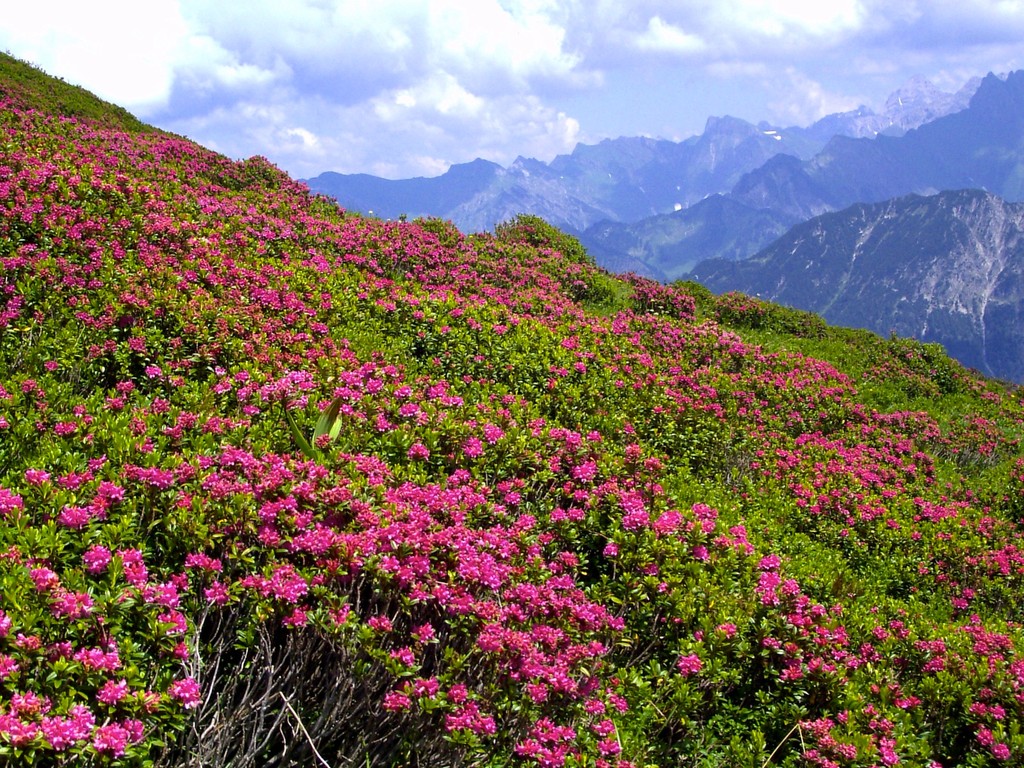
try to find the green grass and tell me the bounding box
[0,51,151,131]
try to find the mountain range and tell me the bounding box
[304,74,981,239]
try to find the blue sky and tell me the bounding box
[1,1,1021,179]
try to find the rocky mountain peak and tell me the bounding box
[878,74,980,134]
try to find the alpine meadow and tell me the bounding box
[2,53,1024,768]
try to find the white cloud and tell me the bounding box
[154,1,589,177]
[174,34,289,99]
[428,1,581,87]
[2,0,1023,178]
[161,75,581,180]
[766,68,864,125]
[724,0,866,39]
[282,127,320,150]
[177,0,588,101]
[376,74,484,121]
[632,16,706,55]
[0,0,189,114]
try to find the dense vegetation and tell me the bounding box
[1,60,1024,768]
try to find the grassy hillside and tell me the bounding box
[1,64,1024,767]
[0,52,150,132]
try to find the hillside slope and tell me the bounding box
[0,52,150,131]
[1,65,1024,768]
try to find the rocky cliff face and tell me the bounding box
[879,74,980,134]
[691,189,1024,381]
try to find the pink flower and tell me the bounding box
[446,684,468,704]
[168,677,202,709]
[383,690,411,712]
[389,647,415,666]
[204,581,230,605]
[82,545,112,573]
[57,504,95,528]
[92,723,129,757]
[159,609,188,634]
[593,719,616,737]
[407,442,430,460]
[676,654,702,676]
[11,690,49,716]
[462,437,484,458]
[413,678,439,699]
[717,623,738,638]
[123,718,145,743]
[97,679,129,706]
[0,654,19,679]
[4,719,40,747]
[50,589,94,619]
[268,564,308,602]
[878,736,900,766]
[30,567,60,591]
[74,645,121,672]
[572,461,598,482]
[117,548,149,586]
[41,709,91,751]
[23,469,50,486]
[619,491,648,530]
[653,510,682,535]
[412,623,435,642]
[584,699,606,715]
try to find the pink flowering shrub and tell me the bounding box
[0,59,1023,767]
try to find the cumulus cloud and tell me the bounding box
[568,0,870,66]
[147,0,591,177]
[0,0,189,114]
[175,0,590,103]
[721,0,866,40]
[765,68,865,125]
[139,0,589,175]
[161,72,582,180]
[1,0,1022,178]
[632,16,707,55]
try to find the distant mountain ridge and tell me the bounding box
[729,71,1024,221]
[690,189,1024,382]
[579,71,1018,279]
[304,74,981,237]
[583,195,795,282]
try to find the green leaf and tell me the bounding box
[313,394,346,443]
[283,403,317,459]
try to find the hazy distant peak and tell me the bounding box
[881,74,979,130]
[703,114,758,133]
